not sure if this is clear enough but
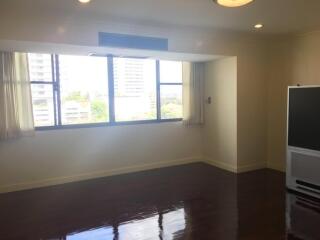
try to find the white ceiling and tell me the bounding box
[0,40,223,62]
[2,0,320,34]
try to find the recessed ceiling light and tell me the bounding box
[213,0,254,8]
[254,23,264,29]
[78,0,91,3]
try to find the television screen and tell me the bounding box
[288,87,320,151]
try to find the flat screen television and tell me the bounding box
[288,87,320,151]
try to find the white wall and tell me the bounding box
[266,37,292,171]
[204,57,238,172]
[0,10,270,192]
[0,122,202,192]
[236,46,269,172]
[267,31,320,171]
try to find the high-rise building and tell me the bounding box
[113,58,145,97]
[113,58,157,121]
[28,54,55,126]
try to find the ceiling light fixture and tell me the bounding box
[213,0,254,8]
[78,0,91,3]
[254,23,264,29]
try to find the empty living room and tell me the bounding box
[0,0,320,239]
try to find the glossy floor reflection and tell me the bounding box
[287,192,320,240]
[0,163,319,240]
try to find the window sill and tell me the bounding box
[35,118,183,131]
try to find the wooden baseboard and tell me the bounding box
[237,162,267,173]
[203,158,238,173]
[204,158,267,173]
[0,157,202,194]
[0,157,281,194]
[267,162,286,172]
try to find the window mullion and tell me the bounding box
[159,82,182,86]
[53,54,62,126]
[108,55,115,123]
[156,60,161,120]
[50,54,58,126]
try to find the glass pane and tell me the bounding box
[28,53,53,82]
[114,58,157,121]
[59,55,109,125]
[161,85,182,119]
[119,215,158,240]
[160,61,182,83]
[163,208,186,239]
[67,226,114,240]
[31,84,55,127]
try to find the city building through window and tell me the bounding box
[28,54,183,129]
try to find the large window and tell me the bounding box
[29,54,55,127]
[59,55,109,125]
[29,54,183,129]
[114,58,157,121]
[159,61,183,119]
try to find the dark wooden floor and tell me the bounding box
[0,163,319,240]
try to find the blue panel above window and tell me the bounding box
[98,32,169,51]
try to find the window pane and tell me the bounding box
[28,53,53,82]
[160,61,182,83]
[163,208,186,239]
[114,58,157,121]
[67,226,113,240]
[119,215,158,240]
[160,85,182,119]
[59,55,109,125]
[31,84,55,127]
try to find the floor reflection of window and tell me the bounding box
[162,208,186,240]
[66,226,114,240]
[118,215,159,240]
[64,208,186,240]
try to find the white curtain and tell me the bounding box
[0,52,34,140]
[182,62,205,126]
